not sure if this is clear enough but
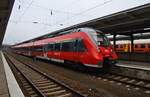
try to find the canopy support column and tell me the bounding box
[113,34,116,51]
[130,34,134,52]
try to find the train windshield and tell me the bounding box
[79,28,110,47]
[96,33,110,47]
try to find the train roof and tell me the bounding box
[13,27,103,46]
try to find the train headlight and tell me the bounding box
[98,48,101,52]
[111,49,113,52]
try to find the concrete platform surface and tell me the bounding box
[0,52,9,97]
[110,60,150,81]
[0,51,25,97]
[117,60,150,70]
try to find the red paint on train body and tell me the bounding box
[12,28,118,68]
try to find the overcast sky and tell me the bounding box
[3,0,150,45]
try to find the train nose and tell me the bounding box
[99,47,111,57]
[103,49,111,57]
[104,49,110,57]
[105,49,109,53]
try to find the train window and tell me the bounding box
[54,43,61,51]
[115,45,118,48]
[69,40,76,51]
[62,42,70,51]
[140,44,145,48]
[31,46,35,51]
[148,44,150,48]
[43,44,48,51]
[61,40,75,52]
[34,46,43,52]
[77,39,87,52]
[120,45,123,48]
[48,43,54,51]
[134,44,138,48]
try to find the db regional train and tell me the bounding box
[12,28,118,68]
[115,40,150,52]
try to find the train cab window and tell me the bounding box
[54,43,61,51]
[140,44,145,48]
[77,39,87,52]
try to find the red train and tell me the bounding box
[12,28,118,68]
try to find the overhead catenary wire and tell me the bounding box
[16,0,108,27]
[9,20,51,26]
[21,0,78,15]
[15,0,80,26]
[12,0,113,33]
[59,0,81,10]
[53,0,113,26]
[16,0,34,24]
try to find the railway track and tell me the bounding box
[5,52,150,96]
[97,73,150,92]
[5,54,86,97]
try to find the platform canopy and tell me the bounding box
[58,3,150,35]
[0,0,15,47]
[16,3,150,44]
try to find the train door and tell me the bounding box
[61,39,76,61]
[43,44,48,58]
[71,39,79,62]
[53,43,61,59]
[73,38,87,63]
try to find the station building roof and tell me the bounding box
[0,0,15,47]
[15,3,150,45]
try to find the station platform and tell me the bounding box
[0,51,24,97]
[0,52,9,97]
[117,60,150,70]
[110,60,150,81]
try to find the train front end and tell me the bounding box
[85,28,118,68]
[98,34,117,68]
[95,31,118,68]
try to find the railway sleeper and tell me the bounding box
[41,87,62,92]
[36,82,55,87]
[127,79,136,83]
[30,94,38,97]
[26,87,33,91]
[145,84,150,88]
[27,76,45,80]
[28,91,36,94]
[34,78,48,82]
[120,78,129,81]
[24,85,31,88]
[35,80,51,84]
[136,81,145,85]
[113,76,122,80]
[44,90,67,96]
[38,84,57,89]
[57,93,72,97]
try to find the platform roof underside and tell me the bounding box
[0,0,14,47]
